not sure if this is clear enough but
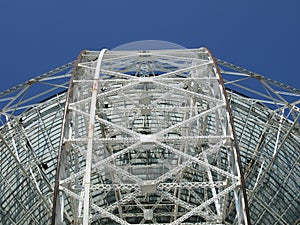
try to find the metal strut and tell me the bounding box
[52,48,251,224]
[83,49,107,224]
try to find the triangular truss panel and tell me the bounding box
[52,48,250,224]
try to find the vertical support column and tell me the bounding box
[206,48,251,225]
[52,51,85,225]
[82,49,107,224]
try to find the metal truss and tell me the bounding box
[0,61,74,126]
[52,48,250,224]
[216,58,300,225]
[0,47,299,225]
[0,61,74,224]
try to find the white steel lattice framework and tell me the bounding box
[52,48,250,224]
[0,47,299,225]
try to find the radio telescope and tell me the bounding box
[0,44,299,225]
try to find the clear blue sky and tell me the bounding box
[0,1,299,92]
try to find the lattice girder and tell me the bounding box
[52,48,250,224]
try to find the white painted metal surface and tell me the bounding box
[0,47,299,225]
[53,48,250,224]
